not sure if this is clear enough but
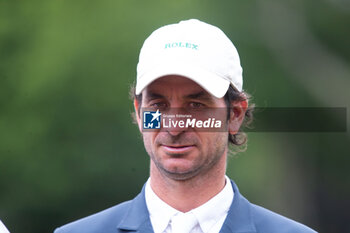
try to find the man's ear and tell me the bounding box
[133,98,142,132]
[228,99,248,135]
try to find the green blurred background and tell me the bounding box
[1,0,349,232]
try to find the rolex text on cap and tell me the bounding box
[136,19,243,98]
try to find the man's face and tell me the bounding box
[135,75,235,181]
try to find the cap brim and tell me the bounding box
[136,64,230,98]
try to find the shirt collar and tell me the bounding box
[191,176,234,232]
[145,176,234,233]
[145,178,178,233]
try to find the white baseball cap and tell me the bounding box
[136,19,243,98]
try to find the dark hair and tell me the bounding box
[129,83,254,151]
[223,85,254,151]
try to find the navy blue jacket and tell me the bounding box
[54,180,317,233]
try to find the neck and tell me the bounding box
[149,154,227,212]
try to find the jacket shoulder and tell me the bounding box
[54,200,132,233]
[251,204,317,233]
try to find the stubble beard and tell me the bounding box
[145,133,228,182]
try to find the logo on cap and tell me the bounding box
[164,42,198,50]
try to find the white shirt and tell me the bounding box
[145,176,234,233]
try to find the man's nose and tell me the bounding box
[165,108,190,136]
[166,123,187,136]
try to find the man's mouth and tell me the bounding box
[161,144,195,154]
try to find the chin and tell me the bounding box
[160,165,202,181]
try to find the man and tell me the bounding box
[55,19,316,233]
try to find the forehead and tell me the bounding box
[144,75,209,96]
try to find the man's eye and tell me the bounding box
[189,102,205,108]
[150,102,167,109]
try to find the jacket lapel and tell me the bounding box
[117,185,154,232]
[219,180,257,233]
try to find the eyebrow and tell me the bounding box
[144,92,165,101]
[185,91,214,102]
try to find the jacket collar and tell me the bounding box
[117,184,154,232]
[219,180,257,233]
[117,180,257,233]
